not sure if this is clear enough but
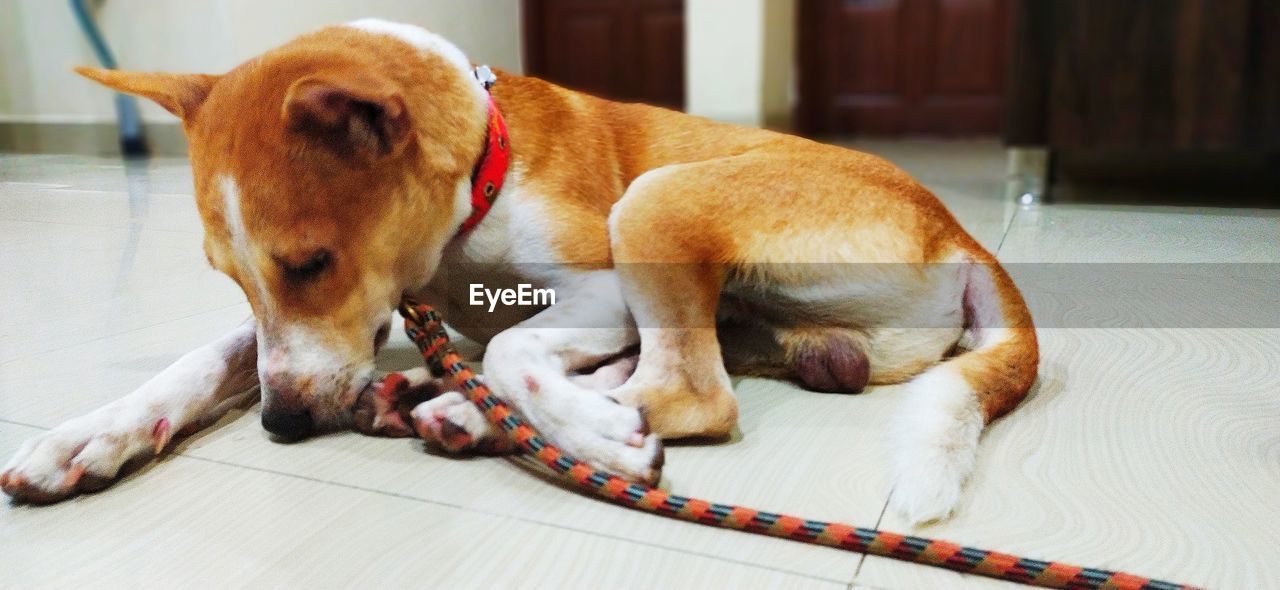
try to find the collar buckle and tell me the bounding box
[472,65,497,91]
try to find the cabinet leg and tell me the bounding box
[1005,146,1051,205]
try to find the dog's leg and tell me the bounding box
[414,271,661,481]
[1,319,259,503]
[605,261,740,439]
[603,172,740,440]
[402,354,640,455]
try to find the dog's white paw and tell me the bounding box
[1,410,164,503]
[534,391,663,484]
[410,391,511,454]
[573,390,651,445]
[577,428,664,485]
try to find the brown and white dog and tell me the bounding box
[0,20,1036,523]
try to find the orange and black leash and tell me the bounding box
[390,298,1195,590]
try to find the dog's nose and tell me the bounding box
[261,407,314,439]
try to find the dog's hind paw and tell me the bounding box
[541,403,665,485]
[599,432,665,485]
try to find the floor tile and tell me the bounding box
[175,343,892,583]
[855,328,1280,589]
[0,303,251,425]
[999,204,1280,264]
[0,313,886,583]
[0,155,196,195]
[0,423,845,589]
[0,183,204,233]
[0,220,244,363]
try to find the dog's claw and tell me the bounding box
[438,419,473,451]
[61,463,86,489]
[648,438,666,483]
[412,416,433,441]
[626,407,651,448]
[152,418,172,455]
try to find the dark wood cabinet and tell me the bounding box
[1006,0,1280,149]
[798,0,1013,136]
[522,0,685,109]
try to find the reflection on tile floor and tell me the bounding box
[2,148,1277,589]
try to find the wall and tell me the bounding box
[760,0,796,128]
[0,0,523,125]
[685,0,795,128]
[1,0,798,151]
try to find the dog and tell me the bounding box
[0,19,1036,523]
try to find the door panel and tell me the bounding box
[800,0,1011,136]
[547,12,617,97]
[635,8,685,108]
[931,0,1005,93]
[836,1,904,96]
[523,0,685,109]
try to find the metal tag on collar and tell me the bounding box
[473,65,497,91]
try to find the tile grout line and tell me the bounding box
[849,485,893,587]
[994,199,1023,257]
[0,216,202,234]
[0,301,249,367]
[847,181,1024,589]
[0,418,47,430]
[0,418,847,586]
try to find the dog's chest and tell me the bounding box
[424,177,560,341]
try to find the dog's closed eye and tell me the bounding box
[277,249,332,283]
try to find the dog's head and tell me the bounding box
[79,21,490,437]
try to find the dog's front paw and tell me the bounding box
[353,368,445,438]
[410,392,512,454]
[1,411,165,503]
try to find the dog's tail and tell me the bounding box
[887,256,1038,524]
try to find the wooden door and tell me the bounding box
[799,0,1012,136]
[523,0,685,109]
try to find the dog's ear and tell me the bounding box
[75,67,219,120]
[282,75,411,159]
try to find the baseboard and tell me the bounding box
[0,121,187,156]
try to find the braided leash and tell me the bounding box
[392,298,1194,590]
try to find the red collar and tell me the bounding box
[459,94,510,233]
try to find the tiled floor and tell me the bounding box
[1,144,1277,589]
